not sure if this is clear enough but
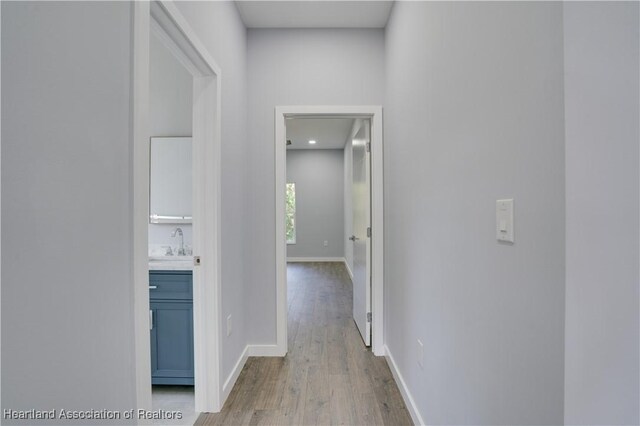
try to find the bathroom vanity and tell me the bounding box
[148,136,194,385]
[149,267,194,385]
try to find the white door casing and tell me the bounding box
[133,0,223,415]
[352,120,371,346]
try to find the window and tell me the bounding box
[286,183,296,244]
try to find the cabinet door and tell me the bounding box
[150,300,194,385]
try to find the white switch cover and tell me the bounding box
[496,199,514,243]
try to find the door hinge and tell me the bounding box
[366,142,371,153]
[367,312,372,323]
[367,227,371,238]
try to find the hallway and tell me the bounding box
[196,262,412,425]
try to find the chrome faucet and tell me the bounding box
[171,227,185,256]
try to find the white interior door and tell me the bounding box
[351,120,371,346]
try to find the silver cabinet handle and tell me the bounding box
[149,310,153,330]
[149,286,158,290]
[349,235,359,241]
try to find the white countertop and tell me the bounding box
[149,256,193,271]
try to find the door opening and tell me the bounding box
[132,1,223,416]
[275,106,384,356]
[285,117,368,343]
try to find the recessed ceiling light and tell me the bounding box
[308,140,316,145]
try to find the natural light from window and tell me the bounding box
[286,183,296,244]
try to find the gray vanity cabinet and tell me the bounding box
[149,271,194,385]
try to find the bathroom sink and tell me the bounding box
[149,256,193,270]
[149,255,193,262]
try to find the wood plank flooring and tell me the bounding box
[195,262,413,426]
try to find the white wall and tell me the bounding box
[563,3,640,425]
[246,28,384,344]
[173,1,248,391]
[1,1,248,419]
[149,34,192,138]
[1,2,137,422]
[148,33,193,251]
[286,149,344,259]
[384,3,565,424]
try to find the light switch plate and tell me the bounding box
[496,199,514,243]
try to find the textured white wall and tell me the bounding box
[563,3,640,425]
[384,2,565,424]
[246,28,384,344]
[1,2,137,422]
[173,0,248,389]
[286,149,344,259]
[148,33,193,250]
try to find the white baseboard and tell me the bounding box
[344,259,353,280]
[221,345,249,404]
[286,257,344,262]
[384,344,425,426]
[247,344,286,357]
[220,343,285,406]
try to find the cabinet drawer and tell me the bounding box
[149,271,192,300]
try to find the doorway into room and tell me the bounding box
[147,22,196,426]
[285,117,372,346]
[132,1,224,420]
[274,106,385,356]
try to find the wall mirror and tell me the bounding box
[149,136,192,223]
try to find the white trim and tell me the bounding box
[221,345,249,403]
[1,2,4,410]
[344,259,354,281]
[370,109,385,356]
[132,1,152,416]
[133,0,224,416]
[149,2,220,77]
[385,345,426,426]
[275,108,288,357]
[286,257,345,262]
[192,68,222,414]
[247,344,285,357]
[275,105,385,356]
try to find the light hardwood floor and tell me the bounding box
[195,262,413,425]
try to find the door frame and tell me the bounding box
[132,1,223,414]
[274,105,385,356]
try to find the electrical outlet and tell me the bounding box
[323,240,328,247]
[417,339,424,369]
[227,314,232,337]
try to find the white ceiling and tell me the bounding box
[286,118,354,150]
[235,1,394,28]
